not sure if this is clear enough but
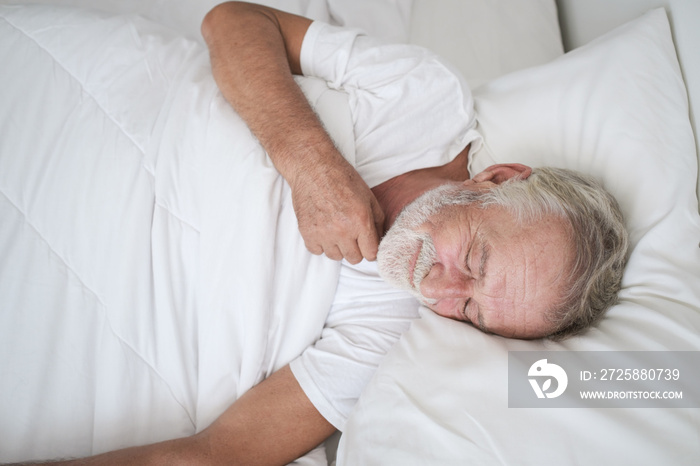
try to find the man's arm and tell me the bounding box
[6,366,335,466]
[201,1,384,264]
[194,365,335,465]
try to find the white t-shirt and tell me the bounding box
[289,21,483,431]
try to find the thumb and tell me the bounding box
[358,199,384,261]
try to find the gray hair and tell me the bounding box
[476,167,629,340]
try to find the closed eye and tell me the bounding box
[465,241,474,276]
[461,298,471,321]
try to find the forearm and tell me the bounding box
[201,1,348,188]
[202,2,384,262]
[2,437,204,466]
[195,365,335,466]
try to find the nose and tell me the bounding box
[419,263,472,300]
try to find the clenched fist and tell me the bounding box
[290,159,385,264]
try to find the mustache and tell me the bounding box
[377,224,437,305]
[412,235,437,292]
[377,182,481,305]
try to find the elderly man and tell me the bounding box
[201,1,627,340]
[7,2,627,466]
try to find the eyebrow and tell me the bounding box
[474,239,491,334]
[478,239,490,279]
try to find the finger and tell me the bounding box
[324,245,344,262]
[305,241,323,256]
[340,241,364,265]
[358,201,384,261]
[357,225,380,262]
[374,204,386,239]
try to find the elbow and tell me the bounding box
[201,2,231,44]
[201,2,275,46]
[201,2,248,45]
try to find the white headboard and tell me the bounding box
[556,0,700,206]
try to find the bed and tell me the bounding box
[0,1,698,465]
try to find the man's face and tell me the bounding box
[377,182,573,339]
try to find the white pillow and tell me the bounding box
[339,8,700,466]
[471,8,698,248]
[409,0,564,88]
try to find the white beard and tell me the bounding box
[377,183,481,304]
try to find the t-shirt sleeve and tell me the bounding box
[299,21,483,188]
[289,260,419,431]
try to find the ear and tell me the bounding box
[469,163,532,185]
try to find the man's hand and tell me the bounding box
[291,159,384,264]
[203,2,384,263]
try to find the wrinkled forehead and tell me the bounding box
[479,210,575,337]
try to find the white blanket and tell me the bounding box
[0,4,354,460]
